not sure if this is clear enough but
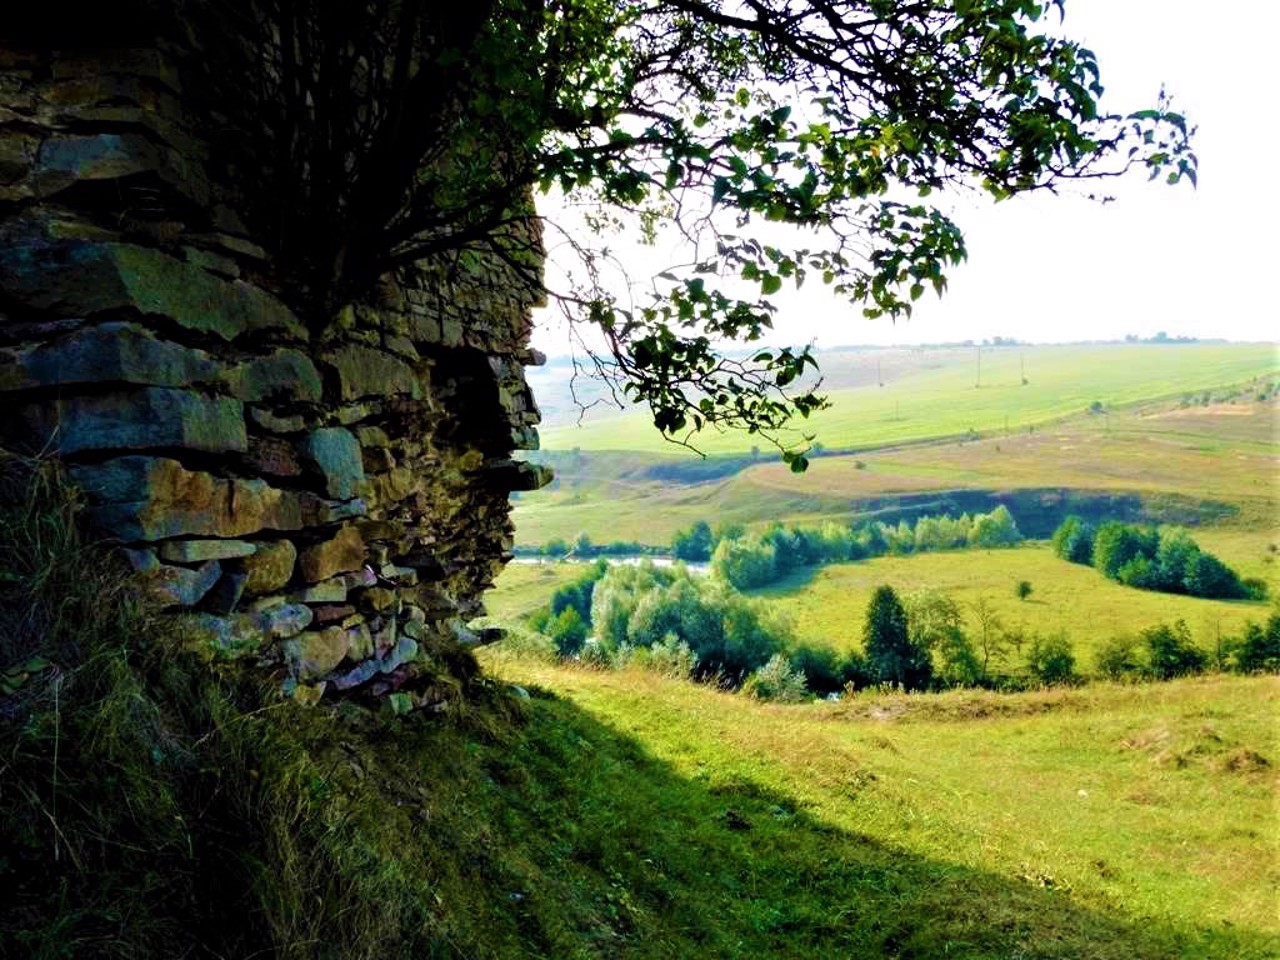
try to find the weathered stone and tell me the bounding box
[246,435,303,478]
[298,525,365,583]
[370,466,419,504]
[248,407,308,434]
[290,578,349,604]
[323,344,420,401]
[222,349,323,403]
[200,569,248,614]
[35,133,160,187]
[358,587,398,614]
[0,322,222,392]
[479,458,554,492]
[119,547,159,574]
[151,560,221,607]
[0,219,306,342]
[242,539,297,596]
[355,519,405,542]
[298,495,368,525]
[23,388,245,456]
[334,402,379,426]
[159,539,257,563]
[346,622,375,660]
[355,425,391,448]
[285,626,350,679]
[312,603,356,626]
[71,457,303,540]
[330,658,379,691]
[378,564,419,586]
[258,602,313,639]
[300,427,365,499]
[361,447,395,473]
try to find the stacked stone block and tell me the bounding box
[0,46,551,707]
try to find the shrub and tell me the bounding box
[968,505,1022,548]
[1015,580,1033,601]
[787,643,843,694]
[1142,620,1208,680]
[1094,634,1145,681]
[618,632,699,678]
[1026,632,1077,686]
[934,628,984,689]
[548,607,589,657]
[710,536,778,590]
[742,655,809,703]
[1232,614,1280,673]
[671,520,714,562]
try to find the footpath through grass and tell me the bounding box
[481,651,1280,959]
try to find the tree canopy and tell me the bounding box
[22,1,1194,465]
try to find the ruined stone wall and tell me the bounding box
[0,47,550,708]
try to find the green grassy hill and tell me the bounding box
[479,652,1280,959]
[535,342,1279,454]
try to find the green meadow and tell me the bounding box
[751,544,1275,671]
[535,342,1279,454]
[479,340,1280,959]
[477,654,1280,959]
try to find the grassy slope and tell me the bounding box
[536,342,1279,454]
[481,654,1280,960]
[751,544,1275,669]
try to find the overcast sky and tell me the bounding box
[532,1,1280,353]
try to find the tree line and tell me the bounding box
[1051,517,1266,601]
[704,506,1022,590]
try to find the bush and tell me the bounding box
[1026,632,1077,686]
[1233,614,1280,673]
[934,628,984,689]
[1094,634,1145,681]
[548,607,589,657]
[742,655,810,703]
[787,643,843,694]
[1142,620,1208,680]
[1015,580,1033,601]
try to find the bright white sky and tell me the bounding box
[533,0,1280,353]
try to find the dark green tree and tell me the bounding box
[671,520,714,562]
[1050,516,1095,565]
[1091,522,1158,580]
[863,585,931,691]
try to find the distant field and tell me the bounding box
[751,544,1275,671]
[479,651,1280,959]
[536,342,1279,454]
[514,397,1278,547]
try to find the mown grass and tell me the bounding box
[480,652,1280,959]
[750,544,1275,670]
[537,342,1279,454]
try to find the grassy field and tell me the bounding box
[750,544,1276,671]
[478,651,1280,959]
[514,397,1278,548]
[536,342,1279,454]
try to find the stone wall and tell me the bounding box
[0,46,550,708]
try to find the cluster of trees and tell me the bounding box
[514,534,663,559]
[1051,518,1265,601]
[708,506,1022,590]
[1096,614,1280,680]
[859,586,1076,692]
[524,558,1280,703]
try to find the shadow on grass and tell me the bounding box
[433,687,1277,960]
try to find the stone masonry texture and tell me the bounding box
[0,42,552,710]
